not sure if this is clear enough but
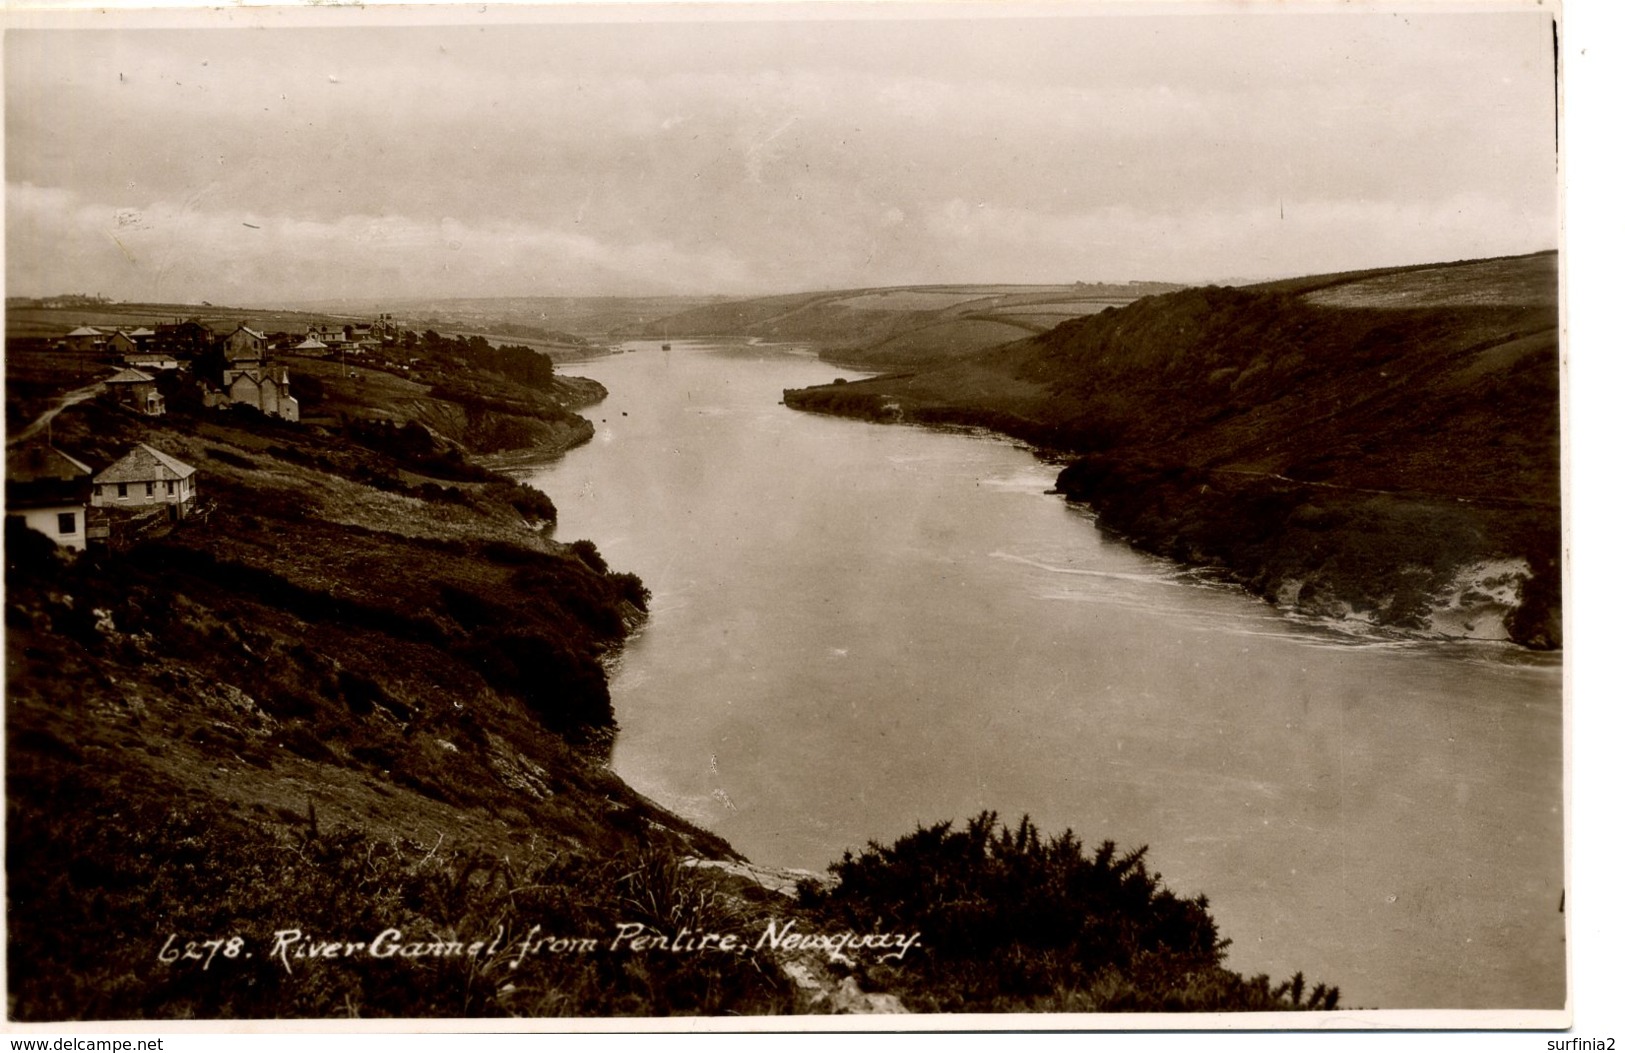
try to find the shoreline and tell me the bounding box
[784,388,1558,651]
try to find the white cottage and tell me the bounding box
[5,445,94,550]
[91,443,198,518]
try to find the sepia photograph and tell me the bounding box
[2,0,1578,1033]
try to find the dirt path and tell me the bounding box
[8,382,105,447]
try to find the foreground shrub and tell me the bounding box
[800,812,1339,1012]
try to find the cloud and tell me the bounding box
[4,13,1559,298]
[6,183,755,300]
[918,194,1558,283]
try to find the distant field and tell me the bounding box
[907,284,1094,295]
[993,302,1124,317]
[7,303,345,340]
[831,290,1030,311]
[1303,253,1558,309]
[282,295,728,337]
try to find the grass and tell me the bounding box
[7,773,794,1019]
[828,289,1034,311]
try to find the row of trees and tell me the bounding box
[415,330,555,389]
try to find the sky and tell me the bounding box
[4,4,1560,303]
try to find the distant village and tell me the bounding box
[59,313,407,422]
[6,313,405,554]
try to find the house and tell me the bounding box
[221,362,299,422]
[221,324,268,364]
[62,326,106,354]
[105,368,166,416]
[309,323,347,344]
[347,327,382,354]
[5,444,94,550]
[289,336,329,356]
[155,319,216,358]
[90,443,198,518]
[123,353,181,372]
[345,322,384,351]
[107,328,157,356]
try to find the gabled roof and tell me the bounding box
[65,326,103,338]
[228,324,268,340]
[229,365,291,388]
[126,327,156,337]
[7,444,93,483]
[93,443,196,485]
[106,368,156,384]
[292,337,328,350]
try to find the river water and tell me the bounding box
[521,339,1565,1011]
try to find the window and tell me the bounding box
[166,480,175,495]
[57,512,75,535]
[117,483,127,498]
[145,482,154,496]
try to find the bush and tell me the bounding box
[506,482,557,524]
[800,812,1338,1012]
[568,539,609,575]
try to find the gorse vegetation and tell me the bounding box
[800,813,1338,1013]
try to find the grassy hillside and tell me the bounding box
[786,252,1560,648]
[4,382,748,1017]
[620,283,1183,369]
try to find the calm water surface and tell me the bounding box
[523,340,1564,1011]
